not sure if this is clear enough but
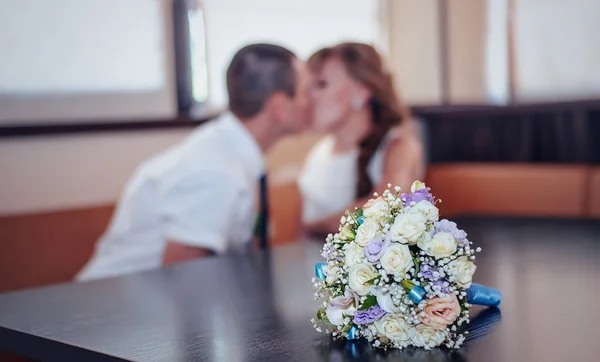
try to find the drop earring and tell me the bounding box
[351,99,364,110]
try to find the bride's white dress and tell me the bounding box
[299,128,424,224]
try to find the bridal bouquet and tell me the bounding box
[311,181,500,350]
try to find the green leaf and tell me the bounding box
[340,323,354,334]
[413,255,420,276]
[365,276,381,285]
[317,309,335,329]
[354,208,364,218]
[359,295,377,310]
[400,279,414,292]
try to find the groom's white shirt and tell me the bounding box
[77,113,264,281]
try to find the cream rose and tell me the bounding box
[325,290,357,326]
[389,213,428,245]
[419,294,461,330]
[374,314,413,343]
[411,180,427,193]
[408,200,439,223]
[380,244,414,277]
[363,197,389,223]
[412,324,447,349]
[348,263,378,296]
[418,232,457,258]
[355,218,383,247]
[344,242,366,267]
[448,256,477,288]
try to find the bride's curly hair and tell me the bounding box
[307,42,410,198]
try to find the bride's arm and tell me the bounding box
[378,135,424,194]
[302,137,423,236]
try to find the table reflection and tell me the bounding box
[315,307,501,362]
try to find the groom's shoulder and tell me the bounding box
[134,119,233,181]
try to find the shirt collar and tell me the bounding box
[220,112,266,180]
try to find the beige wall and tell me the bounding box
[447,0,487,103]
[387,0,487,104]
[0,128,322,216]
[0,130,190,215]
[388,0,442,104]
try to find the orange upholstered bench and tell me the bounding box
[425,164,590,218]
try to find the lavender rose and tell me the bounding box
[434,219,468,246]
[364,234,391,263]
[402,188,434,206]
[353,305,387,325]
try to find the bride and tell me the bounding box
[299,42,425,235]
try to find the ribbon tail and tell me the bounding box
[314,262,327,280]
[466,283,502,307]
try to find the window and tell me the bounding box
[484,0,600,103]
[200,0,386,107]
[188,7,209,104]
[0,0,175,123]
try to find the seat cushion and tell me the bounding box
[425,164,589,218]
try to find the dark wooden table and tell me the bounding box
[1,217,599,362]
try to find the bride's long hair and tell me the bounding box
[307,42,410,198]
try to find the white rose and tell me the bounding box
[380,244,414,277]
[412,324,447,349]
[389,213,428,245]
[348,263,378,296]
[363,197,389,223]
[325,290,356,326]
[355,218,383,247]
[344,242,366,267]
[408,200,439,223]
[418,232,457,258]
[448,256,477,288]
[374,314,413,343]
[375,287,400,313]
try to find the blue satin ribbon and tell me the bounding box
[357,216,365,225]
[315,262,327,280]
[466,283,502,307]
[313,262,501,307]
[346,325,359,340]
[408,285,427,303]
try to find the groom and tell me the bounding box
[77,44,311,281]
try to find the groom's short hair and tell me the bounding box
[226,43,297,119]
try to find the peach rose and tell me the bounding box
[419,295,461,330]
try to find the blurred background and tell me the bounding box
[0,0,599,294]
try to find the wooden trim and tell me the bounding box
[0,111,220,138]
[1,99,599,138]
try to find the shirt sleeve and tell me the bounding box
[162,171,245,253]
